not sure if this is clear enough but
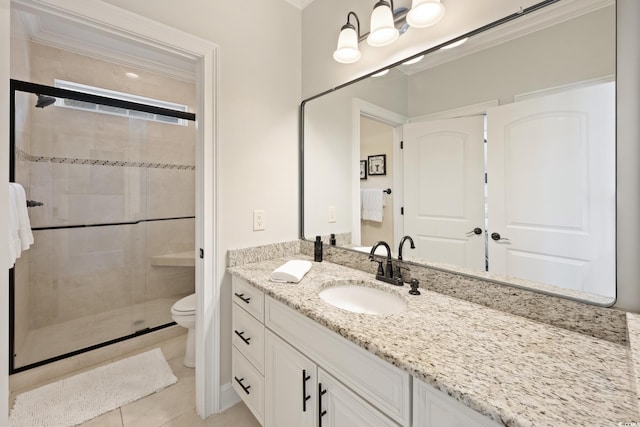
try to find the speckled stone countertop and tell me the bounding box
[228,256,639,427]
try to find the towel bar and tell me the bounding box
[26,200,44,207]
[383,188,392,194]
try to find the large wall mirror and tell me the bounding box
[301,0,616,305]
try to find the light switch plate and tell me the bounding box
[328,206,336,223]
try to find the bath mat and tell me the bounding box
[9,348,177,427]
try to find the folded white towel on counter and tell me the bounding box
[361,188,384,222]
[269,260,313,283]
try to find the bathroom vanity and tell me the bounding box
[228,256,639,426]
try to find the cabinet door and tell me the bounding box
[413,378,500,427]
[265,330,316,427]
[318,368,397,427]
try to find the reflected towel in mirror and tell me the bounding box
[361,189,384,222]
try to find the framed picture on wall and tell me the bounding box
[360,160,367,180]
[368,154,386,176]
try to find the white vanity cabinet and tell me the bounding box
[231,278,266,424]
[231,276,499,427]
[231,277,409,426]
[413,379,501,427]
[265,330,396,427]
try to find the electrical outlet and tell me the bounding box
[328,206,337,223]
[253,210,265,231]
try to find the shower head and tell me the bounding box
[35,94,56,108]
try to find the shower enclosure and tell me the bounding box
[9,79,196,372]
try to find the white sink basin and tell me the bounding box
[319,282,407,315]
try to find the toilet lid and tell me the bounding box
[172,293,196,313]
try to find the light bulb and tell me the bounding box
[407,0,446,29]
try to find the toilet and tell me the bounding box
[171,293,196,368]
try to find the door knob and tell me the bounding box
[466,227,483,236]
[491,232,509,241]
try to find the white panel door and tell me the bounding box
[487,82,615,297]
[403,116,485,270]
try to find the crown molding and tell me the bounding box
[17,10,196,82]
[283,0,316,10]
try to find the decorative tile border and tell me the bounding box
[16,148,195,170]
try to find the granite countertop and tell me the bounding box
[228,256,639,427]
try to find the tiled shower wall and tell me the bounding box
[10,30,196,366]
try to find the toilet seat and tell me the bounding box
[171,293,196,315]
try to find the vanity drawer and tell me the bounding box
[232,304,265,374]
[232,347,264,425]
[265,296,411,426]
[232,277,264,322]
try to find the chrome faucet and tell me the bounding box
[369,241,403,286]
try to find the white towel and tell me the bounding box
[269,260,313,283]
[11,183,34,250]
[8,183,34,269]
[361,189,384,222]
[8,184,20,269]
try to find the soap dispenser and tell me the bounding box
[314,236,323,262]
[330,234,336,246]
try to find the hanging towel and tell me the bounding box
[8,184,20,269]
[11,183,34,251]
[7,183,34,269]
[269,260,313,283]
[361,189,384,222]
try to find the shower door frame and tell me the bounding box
[9,79,197,374]
[6,0,221,419]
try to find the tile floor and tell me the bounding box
[9,334,261,427]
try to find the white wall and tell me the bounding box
[302,0,640,311]
[1,0,9,420]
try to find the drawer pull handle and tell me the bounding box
[234,376,251,395]
[234,292,251,304]
[318,383,327,426]
[302,369,311,412]
[234,330,251,345]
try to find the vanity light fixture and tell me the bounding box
[333,0,446,64]
[333,12,362,64]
